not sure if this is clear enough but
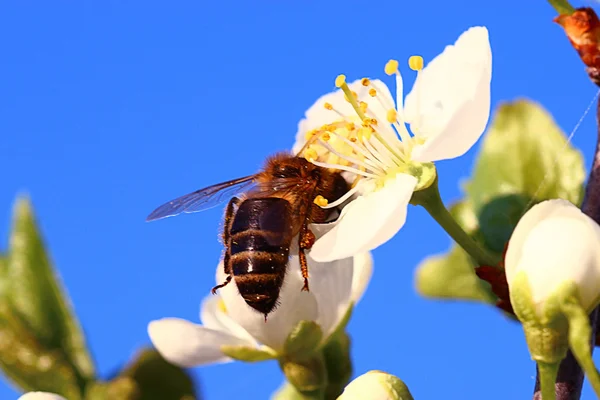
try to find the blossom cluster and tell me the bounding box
[21,22,600,400]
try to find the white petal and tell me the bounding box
[350,252,374,304]
[292,79,395,154]
[308,255,355,339]
[404,26,492,162]
[217,260,319,353]
[310,174,417,262]
[505,199,586,284]
[505,199,600,311]
[147,318,251,367]
[18,393,66,400]
[200,295,258,345]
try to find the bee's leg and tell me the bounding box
[298,227,316,292]
[212,197,240,294]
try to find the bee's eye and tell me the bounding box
[274,165,298,178]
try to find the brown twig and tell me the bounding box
[532,99,600,400]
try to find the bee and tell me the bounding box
[146,152,350,319]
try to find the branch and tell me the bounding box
[532,99,600,400]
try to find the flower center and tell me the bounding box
[298,56,435,206]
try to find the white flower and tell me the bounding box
[505,199,600,315]
[18,393,66,400]
[293,26,492,262]
[148,253,372,367]
[338,370,413,400]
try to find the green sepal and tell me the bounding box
[284,320,323,358]
[322,331,352,399]
[279,354,328,397]
[221,344,276,362]
[120,348,197,400]
[510,271,569,364]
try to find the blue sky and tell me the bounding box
[1,1,600,399]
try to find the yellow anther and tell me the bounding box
[384,59,399,75]
[324,102,333,110]
[314,195,329,207]
[368,88,377,97]
[218,299,228,314]
[303,147,318,162]
[365,118,378,126]
[335,74,346,88]
[358,126,372,140]
[359,101,368,114]
[350,137,357,142]
[408,55,424,71]
[361,78,370,86]
[387,108,398,123]
[321,132,331,141]
[346,123,356,131]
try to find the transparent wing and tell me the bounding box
[146,175,256,221]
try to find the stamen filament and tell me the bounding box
[319,184,362,209]
[317,139,381,174]
[309,159,378,179]
[327,130,387,172]
[338,81,368,121]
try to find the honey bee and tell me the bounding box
[146,152,350,318]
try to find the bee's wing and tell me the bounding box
[146,175,257,221]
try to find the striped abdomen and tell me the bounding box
[228,197,293,315]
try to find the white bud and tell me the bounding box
[505,199,600,315]
[18,393,67,400]
[338,370,413,400]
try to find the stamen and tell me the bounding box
[384,59,399,75]
[368,88,377,97]
[386,109,398,123]
[303,147,318,162]
[363,132,403,166]
[408,55,424,71]
[319,184,362,209]
[317,139,380,174]
[309,158,378,179]
[359,101,368,114]
[408,56,424,136]
[324,102,333,110]
[313,195,329,207]
[361,78,370,86]
[335,76,368,121]
[326,131,387,172]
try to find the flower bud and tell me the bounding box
[505,199,600,316]
[18,393,66,400]
[338,370,413,400]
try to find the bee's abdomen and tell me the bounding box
[228,198,293,315]
[229,197,293,276]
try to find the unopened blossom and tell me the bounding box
[338,370,414,400]
[18,393,66,400]
[505,199,600,315]
[293,26,492,262]
[148,253,372,366]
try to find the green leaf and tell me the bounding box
[117,348,197,400]
[415,245,495,303]
[547,0,575,15]
[284,321,323,358]
[0,303,82,399]
[466,99,585,211]
[4,197,95,391]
